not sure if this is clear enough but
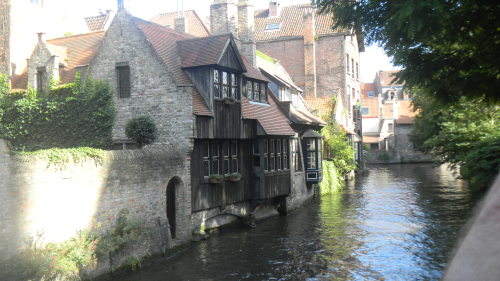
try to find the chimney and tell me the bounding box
[37,32,45,43]
[174,16,188,33]
[268,1,281,17]
[117,0,125,12]
[210,0,238,36]
[238,0,256,66]
[303,8,316,98]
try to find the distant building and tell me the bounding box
[150,10,210,37]
[361,70,432,163]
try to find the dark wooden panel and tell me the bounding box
[185,67,212,109]
[241,120,257,139]
[261,171,291,199]
[224,180,245,204]
[193,182,223,212]
[213,101,241,139]
[219,45,243,71]
[195,117,211,139]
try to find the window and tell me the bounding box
[265,22,281,31]
[36,67,46,95]
[356,62,359,80]
[276,139,282,170]
[292,139,302,171]
[283,140,289,170]
[116,63,130,98]
[346,54,350,74]
[202,140,239,177]
[211,142,219,175]
[367,91,375,98]
[223,142,230,175]
[202,141,210,177]
[214,69,239,100]
[270,139,275,170]
[264,139,269,171]
[361,107,369,115]
[351,58,355,78]
[245,79,268,103]
[306,139,317,169]
[388,123,394,132]
[231,141,238,173]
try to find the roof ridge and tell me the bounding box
[154,9,196,17]
[177,32,231,43]
[131,16,195,39]
[47,31,105,42]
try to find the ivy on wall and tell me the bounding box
[0,74,115,151]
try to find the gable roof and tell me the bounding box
[177,33,245,71]
[241,90,294,136]
[150,10,210,37]
[85,12,114,31]
[256,51,302,91]
[304,96,335,120]
[290,108,325,126]
[254,3,345,41]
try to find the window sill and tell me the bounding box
[248,100,270,106]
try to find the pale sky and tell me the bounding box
[56,0,396,82]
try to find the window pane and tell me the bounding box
[222,86,229,98]
[231,158,238,173]
[212,159,219,174]
[246,80,253,99]
[223,142,230,157]
[214,84,220,98]
[231,141,238,157]
[253,82,259,101]
[224,159,230,174]
[231,73,237,86]
[253,141,259,155]
[212,142,219,156]
[307,139,316,151]
[231,87,237,99]
[203,160,210,176]
[202,141,209,158]
[260,83,266,102]
[222,71,228,85]
[214,69,219,83]
[117,65,130,98]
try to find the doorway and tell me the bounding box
[166,179,177,238]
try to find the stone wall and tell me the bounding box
[287,171,314,212]
[0,0,9,75]
[89,12,194,153]
[0,140,191,277]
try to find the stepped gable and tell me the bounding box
[254,3,345,41]
[150,10,210,37]
[10,31,105,89]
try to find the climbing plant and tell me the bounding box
[0,74,115,151]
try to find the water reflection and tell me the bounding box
[112,164,477,281]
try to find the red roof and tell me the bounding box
[177,34,234,68]
[192,88,212,116]
[304,96,335,120]
[396,100,417,124]
[241,90,294,136]
[376,70,403,87]
[254,4,345,42]
[150,10,210,37]
[360,83,379,118]
[84,12,113,31]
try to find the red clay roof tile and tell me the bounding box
[84,13,113,31]
[150,10,210,37]
[304,96,334,120]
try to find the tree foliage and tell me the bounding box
[321,117,357,176]
[0,75,115,151]
[312,0,500,103]
[411,93,499,189]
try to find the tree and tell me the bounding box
[125,116,158,147]
[312,0,500,103]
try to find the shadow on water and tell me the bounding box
[110,163,479,281]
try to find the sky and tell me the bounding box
[57,0,398,82]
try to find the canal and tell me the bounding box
[113,164,479,281]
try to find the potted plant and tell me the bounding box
[224,96,236,105]
[227,172,241,182]
[208,174,224,184]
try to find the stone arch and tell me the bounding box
[166,176,183,239]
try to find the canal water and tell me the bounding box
[114,164,479,281]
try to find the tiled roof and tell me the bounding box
[256,53,302,91]
[361,83,379,118]
[150,10,210,37]
[304,96,334,120]
[192,88,212,116]
[177,34,232,68]
[241,90,294,136]
[85,13,113,31]
[290,108,325,126]
[254,4,345,41]
[11,72,28,90]
[132,17,194,84]
[241,54,268,81]
[377,70,403,87]
[396,100,416,124]
[363,136,380,143]
[47,31,106,85]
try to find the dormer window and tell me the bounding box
[213,69,239,100]
[265,23,281,31]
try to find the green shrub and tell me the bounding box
[0,76,115,151]
[15,147,105,166]
[319,160,344,194]
[125,116,158,147]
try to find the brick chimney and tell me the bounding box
[303,8,316,98]
[268,1,281,17]
[174,16,188,33]
[210,0,238,36]
[238,0,256,66]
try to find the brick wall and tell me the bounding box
[0,140,192,276]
